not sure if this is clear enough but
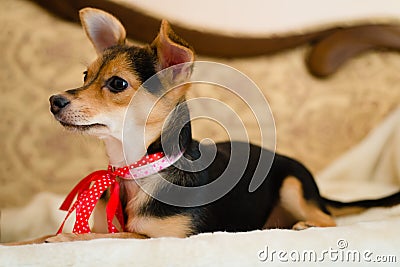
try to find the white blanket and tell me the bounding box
[1,108,400,267]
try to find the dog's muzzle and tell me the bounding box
[49,95,70,114]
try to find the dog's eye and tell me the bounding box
[83,71,88,82]
[107,76,129,93]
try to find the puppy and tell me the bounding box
[45,8,400,242]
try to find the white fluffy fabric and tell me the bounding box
[1,108,400,266]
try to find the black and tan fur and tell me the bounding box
[32,8,400,243]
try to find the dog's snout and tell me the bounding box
[50,95,70,114]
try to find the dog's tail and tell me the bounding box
[322,191,400,216]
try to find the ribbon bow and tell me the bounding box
[57,165,125,234]
[57,152,167,234]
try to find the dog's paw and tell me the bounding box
[3,235,55,246]
[292,221,317,230]
[45,233,80,243]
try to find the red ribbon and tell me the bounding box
[57,166,125,234]
[57,152,166,234]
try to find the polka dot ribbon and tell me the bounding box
[57,151,174,234]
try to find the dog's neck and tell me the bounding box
[147,101,192,156]
[101,136,143,167]
[102,101,192,168]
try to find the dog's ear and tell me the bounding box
[79,8,126,54]
[152,20,194,72]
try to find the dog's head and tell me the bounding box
[49,8,194,156]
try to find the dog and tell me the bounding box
[43,8,400,243]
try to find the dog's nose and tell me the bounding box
[49,95,70,114]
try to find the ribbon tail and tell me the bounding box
[57,217,68,235]
[59,170,109,211]
[116,201,125,231]
[56,201,79,234]
[106,182,122,233]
